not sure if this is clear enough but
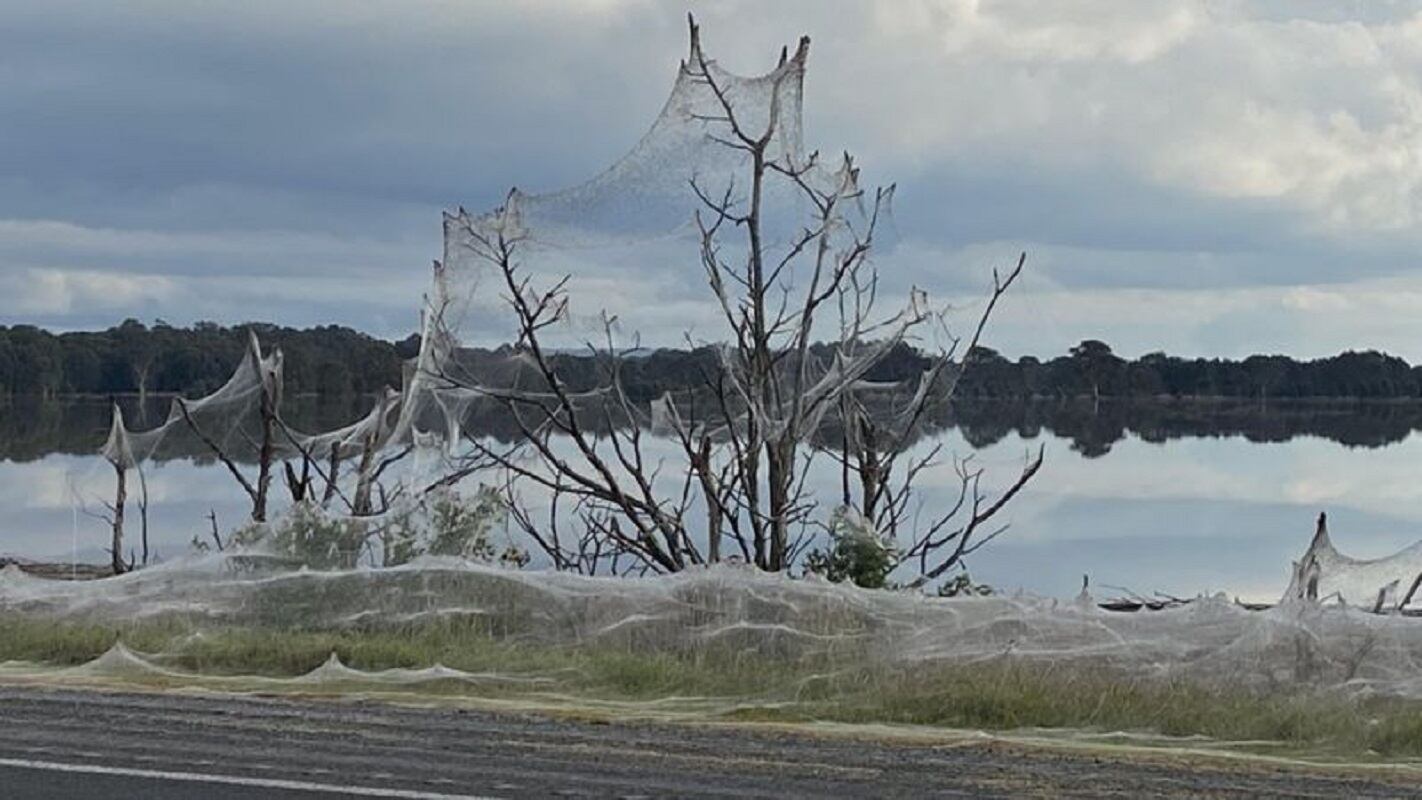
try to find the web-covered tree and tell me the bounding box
[97,329,415,567]
[431,17,1040,585]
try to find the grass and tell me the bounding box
[772,664,1384,753]
[3,614,1421,759]
[0,614,809,700]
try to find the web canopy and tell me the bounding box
[1286,513,1422,612]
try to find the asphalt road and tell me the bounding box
[0,686,1417,798]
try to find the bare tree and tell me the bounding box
[829,255,1044,587]
[174,333,410,529]
[434,17,1039,585]
[174,332,290,524]
[431,255,701,574]
[104,445,129,575]
[93,403,136,574]
[135,456,151,566]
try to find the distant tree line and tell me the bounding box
[4,323,1422,402]
[0,320,410,398]
[954,340,1422,401]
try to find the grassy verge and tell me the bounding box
[2,614,1421,758]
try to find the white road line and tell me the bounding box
[0,757,501,799]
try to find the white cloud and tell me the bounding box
[0,218,423,277]
[1281,286,1352,312]
[946,270,1422,360]
[808,2,1422,235]
[0,267,178,315]
[873,0,1201,65]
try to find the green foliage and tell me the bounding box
[211,487,523,570]
[256,502,369,570]
[381,486,522,568]
[425,486,504,559]
[804,507,897,589]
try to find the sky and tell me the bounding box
[6,0,1422,359]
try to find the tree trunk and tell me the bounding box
[111,462,127,575]
[857,417,883,522]
[137,468,150,566]
[765,438,793,571]
[252,344,281,523]
[352,434,378,516]
[321,442,342,508]
[253,389,274,522]
[693,436,722,563]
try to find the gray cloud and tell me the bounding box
[5,1,1422,355]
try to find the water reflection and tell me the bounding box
[0,394,382,462]
[3,395,1422,601]
[951,398,1422,455]
[5,395,1418,464]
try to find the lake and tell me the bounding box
[4,394,1422,602]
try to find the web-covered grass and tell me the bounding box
[3,613,1422,759]
[5,558,1422,762]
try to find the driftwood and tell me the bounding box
[1099,597,1422,616]
[0,558,114,581]
[1097,596,1272,613]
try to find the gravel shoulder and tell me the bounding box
[0,685,1417,798]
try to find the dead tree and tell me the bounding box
[176,332,282,523]
[437,17,1036,582]
[95,401,157,572]
[253,335,280,522]
[826,254,1044,586]
[106,453,128,575]
[94,403,133,575]
[284,457,313,503]
[135,460,151,566]
[437,258,701,574]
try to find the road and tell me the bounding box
[0,686,1416,798]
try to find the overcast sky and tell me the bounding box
[6,0,1422,358]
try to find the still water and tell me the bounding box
[4,395,1422,602]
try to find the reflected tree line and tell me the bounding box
[948,397,1422,456]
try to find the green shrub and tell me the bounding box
[209,486,522,569]
[379,485,523,567]
[804,507,897,589]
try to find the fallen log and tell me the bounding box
[0,558,114,581]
